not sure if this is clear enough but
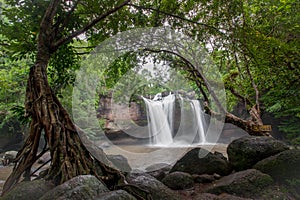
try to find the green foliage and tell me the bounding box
[0,0,299,142]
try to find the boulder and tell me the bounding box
[40,175,109,200]
[146,163,171,181]
[94,190,136,200]
[126,172,180,200]
[206,169,273,198]
[161,171,194,190]
[1,179,55,200]
[253,149,300,183]
[227,136,289,171]
[107,154,131,172]
[170,148,231,176]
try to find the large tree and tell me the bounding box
[1,0,139,195]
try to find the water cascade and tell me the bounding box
[142,93,207,146]
[142,93,175,146]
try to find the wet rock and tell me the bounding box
[40,175,109,200]
[162,171,194,190]
[146,163,171,181]
[107,154,131,172]
[192,174,215,183]
[126,172,180,200]
[94,190,136,200]
[170,148,231,176]
[253,149,300,183]
[227,136,288,171]
[206,169,273,198]
[2,179,55,200]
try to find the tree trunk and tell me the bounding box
[2,47,126,195]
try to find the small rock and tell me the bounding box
[2,150,18,166]
[192,174,215,183]
[162,171,194,190]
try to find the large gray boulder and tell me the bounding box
[206,169,273,198]
[227,136,289,171]
[94,190,136,200]
[161,171,194,190]
[40,175,109,200]
[1,179,55,200]
[253,149,300,183]
[126,172,180,200]
[170,148,231,176]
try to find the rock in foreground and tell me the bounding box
[227,136,289,171]
[40,175,109,200]
[161,171,194,190]
[1,179,55,200]
[126,172,180,200]
[206,169,273,198]
[253,149,300,183]
[170,148,231,176]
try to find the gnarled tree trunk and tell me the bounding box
[2,45,125,195]
[2,0,127,195]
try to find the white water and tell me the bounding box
[142,93,174,146]
[143,93,207,146]
[191,100,207,144]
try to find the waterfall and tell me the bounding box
[191,100,207,144]
[142,93,174,146]
[143,93,207,146]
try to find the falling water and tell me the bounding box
[191,100,207,144]
[143,93,207,146]
[142,93,174,146]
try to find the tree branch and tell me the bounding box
[128,3,226,35]
[59,0,81,33]
[52,0,131,49]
